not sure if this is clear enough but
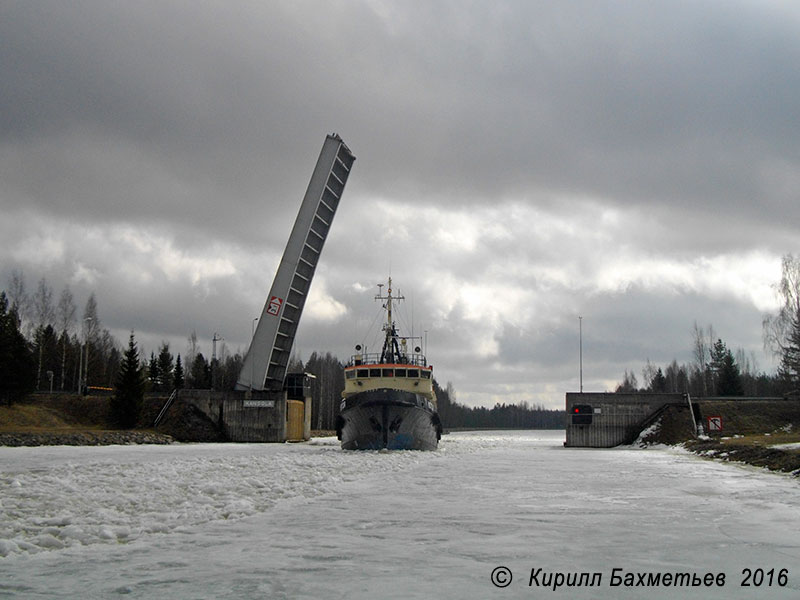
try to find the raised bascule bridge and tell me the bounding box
[157,134,355,442]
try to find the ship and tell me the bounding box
[336,278,442,450]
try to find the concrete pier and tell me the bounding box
[565,392,692,447]
[179,385,312,443]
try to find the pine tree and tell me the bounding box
[220,352,244,390]
[189,353,211,389]
[147,352,159,390]
[156,343,174,391]
[717,349,744,396]
[650,368,667,392]
[708,338,732,395]
[0,292,36,405]
[112,332,144,428]
[173,354,185,389]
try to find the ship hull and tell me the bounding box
[337,388,442,450]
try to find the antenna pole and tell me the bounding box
[376,277,406,363]
[579,316,583,393]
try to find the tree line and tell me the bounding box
[1,286,562,430]
[615,254,800,397]
[615,331,775,397]
[434,380,565,429]
[1,269,566,430]
[5,253,800,425]
[1,272,121,401]
[0,270,249,398]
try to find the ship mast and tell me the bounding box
[376,277,405,363]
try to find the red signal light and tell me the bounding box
[572,404,593,424]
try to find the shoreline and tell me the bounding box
[0,430,174,447]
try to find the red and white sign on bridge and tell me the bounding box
[266,296,283,316]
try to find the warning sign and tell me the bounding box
[707,416,723,432]
[266,296,283,316]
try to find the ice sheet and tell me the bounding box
[1,431,798,599]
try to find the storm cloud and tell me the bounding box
[2,1,797,408]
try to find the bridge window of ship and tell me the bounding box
[357,369,369,378]
[420,371,431,379]
[346,370,356,379]
[395,368,407,377]
[369,368,381,377]
[407,369,419,378]
[382,368,394,377]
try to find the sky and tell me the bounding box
[2,0,798,409]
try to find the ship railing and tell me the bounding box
[347,352,428,367]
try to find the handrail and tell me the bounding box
[686,392,699,436]
[154,389,178,427]
[625,404,670,445]
[347,353,428,367]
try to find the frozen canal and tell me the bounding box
[1,431,798,599]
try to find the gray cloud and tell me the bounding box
[2,1,797,407]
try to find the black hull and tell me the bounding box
[336,389,442,450]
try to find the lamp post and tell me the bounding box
[579,316,583,393]
[77,344,82,394]
[84,317,93,394]
[78,317,93,394]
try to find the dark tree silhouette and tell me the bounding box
[0,292,36,404]
[112,332,145,428]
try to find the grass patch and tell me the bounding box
[639,401,800,476]
[0,404,76,432]
[1,394,224,444]
[685,437,800,475]
[719,430,800,449]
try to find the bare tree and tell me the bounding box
[615,369,639,392]
[446,381,457,404]
[691,322,716,396]
[33,278,55,389]
[56,286,77,390]
[664,359,688,393]
[97,328,120,387]
[641,359,657,391]
[305,352,344,430]
[33,278,55,327]
[7,269,30,334]
[81,293,102,388]
[735,348,759,380]
[763,254,800,358]
[83,293,101,340]
[186,330,198,374]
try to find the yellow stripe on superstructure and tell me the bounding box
[342,363,434,398]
